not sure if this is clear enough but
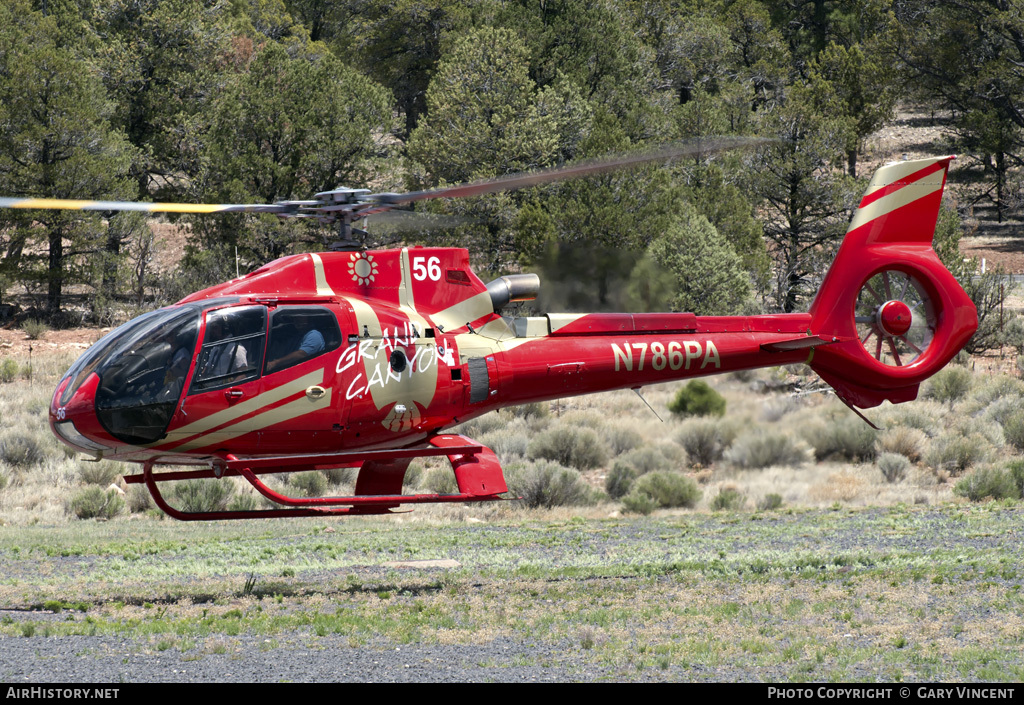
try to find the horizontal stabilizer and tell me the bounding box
[760,336,836,353]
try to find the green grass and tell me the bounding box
[0,505,1022,680]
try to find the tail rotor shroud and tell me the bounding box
[854,270,936,367]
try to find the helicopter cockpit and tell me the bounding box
[53,298,344,453]
[56,305,203,445]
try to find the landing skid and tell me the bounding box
[122,435,509,521]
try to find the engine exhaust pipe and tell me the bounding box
[486,274,540,311]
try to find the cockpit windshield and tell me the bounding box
[92,307,201,444]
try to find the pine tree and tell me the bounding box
[746,86,857,312]
[643,202,752,315]
[91,0,233,198]
[191,41,393,271]
[0,0,134,316]
[895,0,1024,221]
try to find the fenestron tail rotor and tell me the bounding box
[854,270,936,367]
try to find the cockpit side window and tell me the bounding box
[264,307,341,374]
[190,306,267,394]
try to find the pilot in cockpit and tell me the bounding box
[157,330,194,402]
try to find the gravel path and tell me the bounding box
[0,635,605,683]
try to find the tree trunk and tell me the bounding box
[47,225,63,316]
[995,151,1005,223]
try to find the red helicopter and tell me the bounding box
[0,142,978,520]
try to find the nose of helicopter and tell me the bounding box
[50,372,114,455]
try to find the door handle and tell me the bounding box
[225,388,244,402]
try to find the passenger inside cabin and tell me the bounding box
[266,310,326,372]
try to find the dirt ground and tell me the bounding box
[0,326,103,359]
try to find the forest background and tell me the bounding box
[0,0,1022,353]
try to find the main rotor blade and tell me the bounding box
[0,197,298,215]
[370,136,772,208]
[364,209,477,233]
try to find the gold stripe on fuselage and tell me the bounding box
[167,388,334,453]
[164,370,326,441]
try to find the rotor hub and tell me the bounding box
[876,300,913,337]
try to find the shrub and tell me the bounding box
[878,426,927,462]
[621,490,656,515]
[479,427,530,460]
[456,412,504,437]
[924,367,972,405]
[403,463,423,490]
[290,471,328,498]
[21,319,48,340]
[757,493,784,511]
[507,403,548,419]
[325,467,356,486]
[1004,316,1024,354]
[0,358,17,383]
[882,403,943,436]
[956,417,1005,448]
[605,460,637,499]
[725,430,809,469]
[605,426,643,456]
[1009,460,1024,496]
[71,486,125,520]
[527,426,608,470]
[560,411,606,430]
[0,434,46,467]
[227,493,259,512]
[1003,411,1024,453]
[173,479,232,513]
[424,467,458,494]
[621,490,657,515]
[126,485,152,513]
[925,433,991,475]
[953,467,1021,502]
[711,487,745,511]
[802,416,878,462]
[507,461,596,509]
[677,419,726,467]
[78,461,122,486]
[616,446,671,476]
[668,380,726,418]
[0,471,7,492]
[982,394,1024,427]
[878,453,910,483]
[969,375,1024,408]
[761,397,799,423]
[629,471,701,509]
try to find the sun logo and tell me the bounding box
[348,252,377,285]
